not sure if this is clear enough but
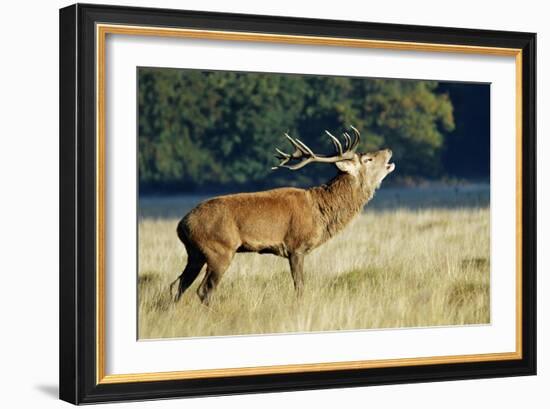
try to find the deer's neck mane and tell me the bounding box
[309,172,375,243]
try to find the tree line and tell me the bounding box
[138,67,489,192]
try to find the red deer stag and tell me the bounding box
[171,126,395,305]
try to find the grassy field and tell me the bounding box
[138,197,490,339]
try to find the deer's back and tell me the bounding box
[178,187,322,255]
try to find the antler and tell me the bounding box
[272,126,361,170]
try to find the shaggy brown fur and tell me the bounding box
[172,148,394,305]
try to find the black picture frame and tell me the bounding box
[59,3,536,404]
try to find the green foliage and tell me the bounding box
[138,68,456,191]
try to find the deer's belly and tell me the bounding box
[236,241,288,257]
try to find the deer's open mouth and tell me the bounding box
[386,163,395,172]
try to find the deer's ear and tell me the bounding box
[335,159,359,175]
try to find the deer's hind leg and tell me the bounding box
[173,246,206,302]
[197,246,235,306]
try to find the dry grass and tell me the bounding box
[138,207,490,339]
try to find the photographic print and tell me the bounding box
[137,68,490,339]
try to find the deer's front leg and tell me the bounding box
[288,253,305,297]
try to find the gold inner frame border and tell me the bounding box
[95,23,523,385]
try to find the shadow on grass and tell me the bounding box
[327,267,403,295]
[447,281,489,307]
[461,257,490,270]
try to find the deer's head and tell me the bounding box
[273,126,395,190]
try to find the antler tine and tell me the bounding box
[275,147,290,158]
[273,132,317,170]
[272,155,290,169]
[349,125,361,150]
[343,132,352,151]
[324,130,343,156]
[273,148,291,169]
[294,138,316,157]
[283,133,306,154]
